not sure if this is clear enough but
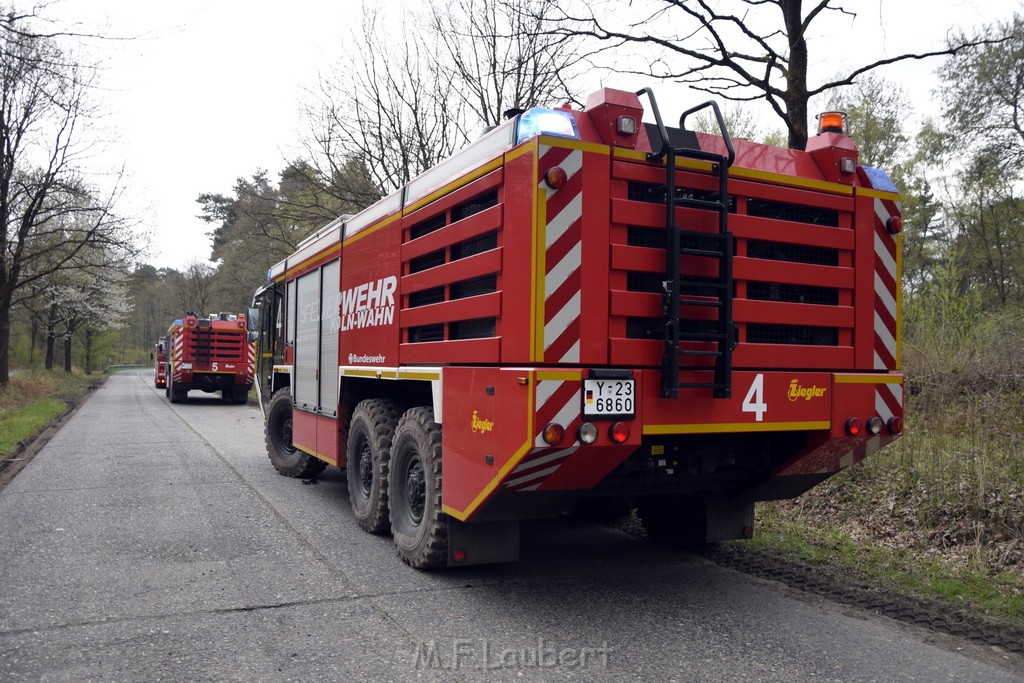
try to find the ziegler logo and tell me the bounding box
[471,410,494,434]
[788,379,827,402]
[340,276,397,331]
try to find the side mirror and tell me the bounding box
[247,330,258,343]
[247,307,259,331]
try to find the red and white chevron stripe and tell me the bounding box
[503,374,581,492]
[247,341,256,383]
[874,381,903,426]
[171,333,184,366]
[540,145,583,364]
[873,197,900,370]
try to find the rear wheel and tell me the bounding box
[265,388,327,478]
[388,407,447,569]
[168,374,186,403]
[346,399,401,534]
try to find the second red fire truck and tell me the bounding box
[251,87,905,568]
[163,313,256,404]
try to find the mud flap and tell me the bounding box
[447,519,519,567]
[705,498,754,542]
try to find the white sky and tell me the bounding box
[42,0,1022,270]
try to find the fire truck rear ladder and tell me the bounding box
[639,89,736,400]
[194,322,212,365]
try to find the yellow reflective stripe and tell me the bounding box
[536,370,582,382]
[643,421,830,435]
[858,187,901,201]
[834,374,903,384]
[403,158,505,215]
[284,243,341,279]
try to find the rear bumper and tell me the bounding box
[438,367,903,521]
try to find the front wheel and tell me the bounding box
[265,389,327,478]
[388,407,447,569]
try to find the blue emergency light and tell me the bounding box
[515,108,581,144]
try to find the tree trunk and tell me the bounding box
[45,305,57,370]
[0,308,10,386]
[63,333,72,373]
[781,0,810,150]
[45,330,55,369]
[29,314,38,365]
[84,328,94,375]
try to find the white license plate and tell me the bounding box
[583,378,635,418]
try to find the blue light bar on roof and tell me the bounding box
[516,108,581,145]
[861,166,899,193]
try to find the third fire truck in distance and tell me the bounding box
[250,87,905,569]
[164,313,255,404]
[154,336,167,388]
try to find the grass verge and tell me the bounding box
[730,499,1024,634]
[0,370,98,462]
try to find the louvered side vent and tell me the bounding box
[400,177,504,363]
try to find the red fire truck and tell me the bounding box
[154,336,167,388]
[164,313,255,404]
[251,87,904,568]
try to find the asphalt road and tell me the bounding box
[0,371,1020,682]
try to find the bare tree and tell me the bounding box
[539,0,1008,149]
[0,8,138,384]
[303,6,463,196]
[431,0,583,133]
[175,260,215,317]
[305,0,588,196]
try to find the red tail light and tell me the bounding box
[844,417,862,436]
[609,422,630,443]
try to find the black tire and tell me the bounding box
[388,407,447,569]
[168,373,186,403]
[636,495,708,549]
[346,399,401,534]
[265,388,327,478]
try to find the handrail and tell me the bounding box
[680,100,736,168]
